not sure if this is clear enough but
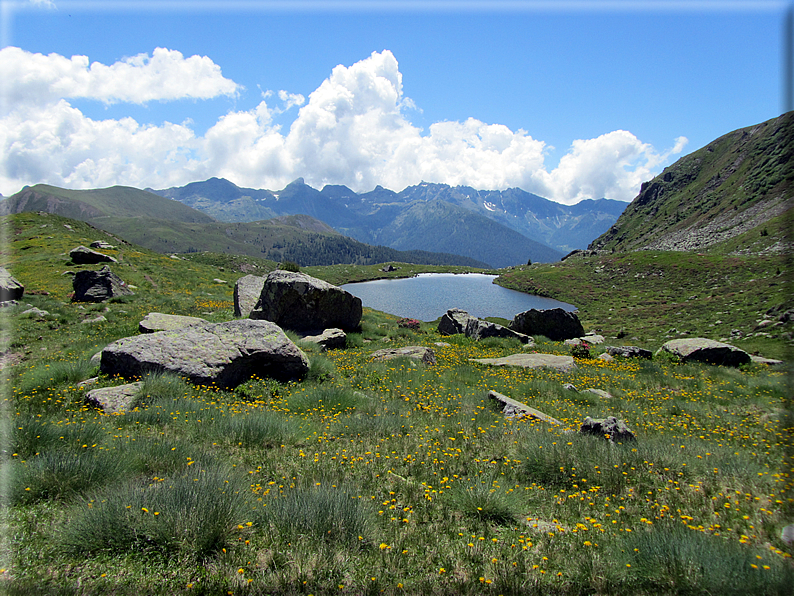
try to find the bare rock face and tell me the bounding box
[438,308,532,344]
[656,338,751,366]
[234,274,266,318]
[100,319,309,388]
[509,308,585,341]
[72,265,134,302]
[250,270,362,332]
[138,312,209,333]
[0,267,24,302]
[70,245,117,264]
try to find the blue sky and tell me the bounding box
[0,1,789,203]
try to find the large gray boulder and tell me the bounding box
[72,266,134,302]
[656,338,751,366]
[138,312,209,333]
[471,353,577,372]
[70,245,117,264]
[0,267,24,302]
[234,274,266,318]
[438,308,532,344]
[509,308,585,341]
[250,270,362,332]
[100,319,309,388]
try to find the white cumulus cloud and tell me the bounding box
[0,47,687,204]
[0,46,240,108]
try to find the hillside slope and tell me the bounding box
[1,184,214,223]
[589,112,794,253]
[0,184,488,268]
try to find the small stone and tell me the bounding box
[301,328,347,351]
[781,524,794,546]
[579,416,635,443]
[582,388,613,399]
[81,315,107,324]
[488,390,563,424]
[69,245,117,265]
[606,346,653,360]
[85,382,143,414]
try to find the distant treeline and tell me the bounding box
[262,234,489,268]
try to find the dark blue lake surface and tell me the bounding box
[341,273,576,322]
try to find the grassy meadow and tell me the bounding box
[1,212,792,595]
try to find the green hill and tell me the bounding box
[589,111,793,254]
[0,184,214,223]
[0,184,488,268]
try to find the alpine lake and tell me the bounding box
[341,272,576,322]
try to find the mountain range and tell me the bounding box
[152,178,628,265]
[0,178,629,269]
[0,184,490,268]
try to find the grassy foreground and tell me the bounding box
[1,212,792,595]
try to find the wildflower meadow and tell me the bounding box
[1,212,791,595]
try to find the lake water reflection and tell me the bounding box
[341,273,576,322]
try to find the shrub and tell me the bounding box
[396,318,421,331]
[518,430,639,493]
[201,410,302,448]
[626,521,794,594]
[234,376,284,402]
[570,341,591,359]
[59,464,250,560]
[15,356,99,398]
[117,438,213,476]
[278,261,301,272]
[12,416,105,459]
[333,411,407,438]
[345,332,364,348]
[306,354,336,382]
[447,477,520,525]
[254,483,375,547]
[137,371,190,404]
[10,449,129,504]
[287,385,362,413]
